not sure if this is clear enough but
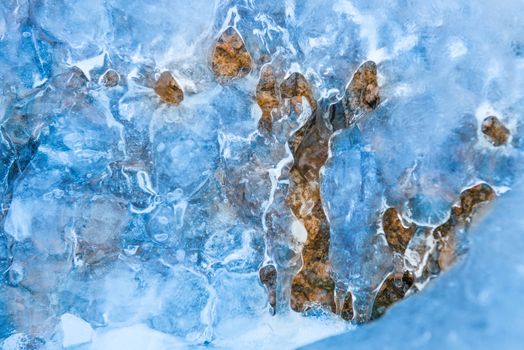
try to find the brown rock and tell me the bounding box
[292,111,332,181]
[453,183,496,221]
[256,65,281,131]
[437,232,456,270]
[75,240,120,271]
[154,71,184,105]
[343,61,380,125]
[211,27,252,82]
[371,183,496,317]
[382,207,416,254]
[372,271,414,320]
[259,264,277,313]
[341,292,354,321]
[481,116,510,146]
[289,107,334,313]
[433,218,454,240]
[434,183,496,270]
[280,72,317,114]
[289,167,335,312]
[432,218,457,270]
[256,65,280,113]
[102,69,120,87]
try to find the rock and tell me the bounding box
[256,65,280,114]
[154,71,184,105]
[73,196,129,273]
[289,105,335,313]
[452,183,496,222]
[433,218,454,240]
[481,116,510,146]
[280,72,317,113]
[101,69,120,87]
[382,207,416,254]
[372,271,414,320]
[292,108,332,181]
[342,61,380,125]
[433,183,496,270]
[259,264,277,314]
[341,292,354,321]
[375,183,497,305]
[256,65,281,131]
[432,218,456,270]
[290,167,334,312]
[211,27,252,82]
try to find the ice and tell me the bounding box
[89,324,186,350]
[32,0,110,59]
[110,0,215,60]
[148,266,213,342]
[60,313,93,348]
[321,126,393,322]
[1,0,524,349]
[303,179,524,350]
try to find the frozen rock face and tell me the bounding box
[302,180,524,350]
[0,0,523,349]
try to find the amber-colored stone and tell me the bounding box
[382,207,416,254]
[372,271,414,320]
[434,183,496,270]
[437,232,456,270]
[454,183,496,221]
[289,168,335,312]
[280,72,317,114]
[343,61,380,125]
[432,218,457,270]
[292,109,332,181]
[256,65,281,131]
[481,116,510,146]
[287,115,330,313]
[102,69,119,87]
[259,264,277,313]
[341,292,354,321]
[433,218,454,240]
[288,111,335,312]
[154,71,184,105]
[211,27,252,82]
[256,65,280,113]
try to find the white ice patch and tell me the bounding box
[71,52,106,81]
[448,38,468,59]
[90,324,186,350]
[60,313,94,348]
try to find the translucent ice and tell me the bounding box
[303,179,524,349]
[0,0,523,349]
[321,127,393,322]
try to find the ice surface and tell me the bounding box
[321,127,394,322]
[303,179,524,349]
[0,0,523,349]
[60,314,93,348]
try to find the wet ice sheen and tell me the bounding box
[303,179,524,349]
[1,0,523,349]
